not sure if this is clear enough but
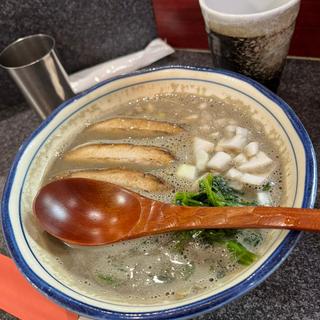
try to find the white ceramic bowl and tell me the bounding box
[2,66,317,319]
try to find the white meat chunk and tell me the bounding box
[238,151,273,173]
[224,125,237,138]
[236,126,249,137]
[233,153,248,166]
[195,150,209,171]
[244,142,259,158]
[176,164,198,180]
[193,137,215,153]
[240,173,266,185]
[225,168,243,181]
[228,181,244,191]
[217,134,247,153]
[207,152,232,171]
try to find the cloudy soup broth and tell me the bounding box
[42,92,284,303]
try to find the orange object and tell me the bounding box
[0,254,78,320]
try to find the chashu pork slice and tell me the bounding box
[64,168,170,193]
[63,143,175,167]
[86,117,184,138]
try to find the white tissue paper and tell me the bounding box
[69,38,174,93]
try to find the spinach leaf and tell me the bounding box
[173,175,258,266]
[97,274,123,287]
[262,182,272,192]
[239,230,263,248]
[226,240,257,266]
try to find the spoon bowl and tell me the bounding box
[34,178,142,245]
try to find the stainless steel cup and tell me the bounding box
[0,34,74,119]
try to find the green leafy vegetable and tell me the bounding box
[174,230,203,253]
[175,175,257,207]
[97,274,122,286]
[226,240,256,266]
[175,192,205,206]
[173,175,258,266]
[239,230,263,248]
[199,229,238,244]
[262,182,272,192]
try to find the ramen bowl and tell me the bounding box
[2,66,317,319]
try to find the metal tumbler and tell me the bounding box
[0,34,74,119]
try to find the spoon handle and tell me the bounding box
[129,202,320,239]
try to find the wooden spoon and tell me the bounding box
[33,178,320,246]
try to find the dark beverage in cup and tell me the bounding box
[199,0,300,92]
